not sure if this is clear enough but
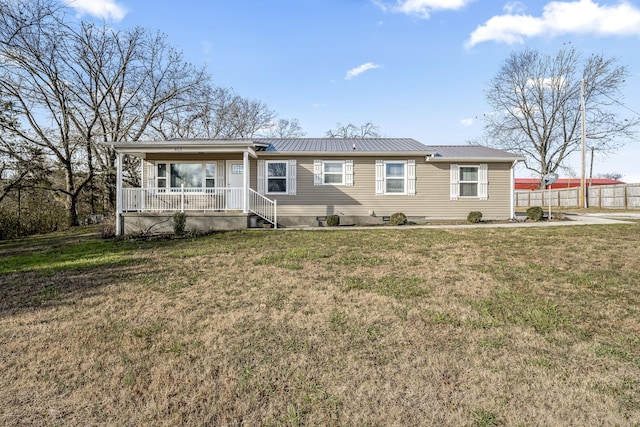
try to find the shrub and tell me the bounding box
[526,206,544,221]
[173,212,187,235]
[467,211,483,224]
[326,214,340,227]
[100,212,117,239]
[389,212,407,226]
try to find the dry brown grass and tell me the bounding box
[1,224,639,426]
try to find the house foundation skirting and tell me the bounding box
[122,212,250,235]
[277,215,432,228]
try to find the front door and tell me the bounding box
[227,160,245,210]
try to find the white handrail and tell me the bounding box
[121,187,277,227]
[248,188,277,228]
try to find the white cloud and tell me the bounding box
[374,0,474,19]
[68,0,128,21]
[467,0,640,47]
[503,1,526,14]
[460,118,475,126]
[345,62,381,80]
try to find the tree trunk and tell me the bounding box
[65,167,79,227]
[66,194,79,227]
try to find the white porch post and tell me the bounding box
[243,150,249,213]
[140,159,145,211]
[116,152,123,236]
[510,160,516,220]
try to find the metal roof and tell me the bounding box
[102,138,524,162]
[254,138,431,153]
[427,145,524,159]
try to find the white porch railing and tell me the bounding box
[122,187,244,212]
[121,186,278,228]
[249,188,277,228]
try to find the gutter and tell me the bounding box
[257,151,435,157]
[426,156,526,163]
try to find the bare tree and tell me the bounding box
[0,0,211,224]
[264,118,306,138]
[73,22,210,204]
[326,122,380,138]
[0,0,92,226]
[596,172,623,181]
[150,86,277,140]
[483,47,637,182]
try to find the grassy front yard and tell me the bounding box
[1,224,639,425]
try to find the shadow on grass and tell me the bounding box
[0,227,189,318]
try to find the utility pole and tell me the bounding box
[580,79,587,208]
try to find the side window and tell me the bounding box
[323,161,345,185]
[450,164,488,200]
[266,161,288,194]
[205,163,216,188]
[459,166,479,197]
[157,163,167,190]
[384,161,407,194]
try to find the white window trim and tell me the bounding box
[156,163,167,191]
[376,159,415,196]
[314,159,353,187]
[450,164,488,200]
[155,162,218,193]
[322,160,345,185]
[258,159,296,196]
[459,165,480,198]
[383,160,408,195]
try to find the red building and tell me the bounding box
[515,178,624,190]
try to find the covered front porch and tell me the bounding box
[110,139,276,235]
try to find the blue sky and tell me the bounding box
[69,0,640,181]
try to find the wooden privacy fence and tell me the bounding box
[515,183,640,209]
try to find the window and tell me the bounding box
[375,160,415,196]
[323,161,344,185]
[171,163,202,188]
[258,160,296,195]
[267,161,288,194]
[314,160,353,186]
[459,166,478,197]
[450,164,488,200]
[157,163,167,189]
[384,161,406,194]
[156,162,219,191]
[205,163,216,188]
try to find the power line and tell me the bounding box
[592,87,640,117]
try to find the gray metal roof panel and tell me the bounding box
[255,138,431,153]
[103,138,523,161]
[427,145,522,159]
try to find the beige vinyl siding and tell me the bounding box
[140,155,513,220]
[426,162,512,220]
[254,157,514,221]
